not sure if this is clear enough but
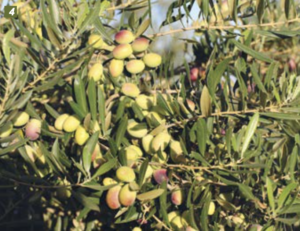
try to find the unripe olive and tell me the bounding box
[103,177,118,186]
[75,125,89,146]
[146,111,165,127]
[13,111,30,127]
[131,37,149,53]
[143,53,162,68]
[63,115,80,132]
[25,145,36,162]
[170,216,188,230]
[106,185,122,210]
[135,94,153,110]
[248,224,263,231]
[151,132,171,152]
[119,184,137,207]
[151,152,167,165]
[125,145,142,166]
[168,211,180,222]
[126,60,145,74]
[170,140,186,164]
[36,27,43,40]
[127,121,148,138]
[115,30,135,44]
[54,114,69,131]
[208,201,215,215]
[25,119,41,141]
[88,34,104,49]
[171,188,184,205]
[116,166,136,182]
[121,83,140,98]
[132,227,142,231]
[109,59,124,78]
[153,169,168,184]
[142,134,153,154]
[112,44,133,59]
[88,63,104,82]
[232,213,245,225]
[57,183,72,200]
[0,122,13,138]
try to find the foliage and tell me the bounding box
[0,0,300,230]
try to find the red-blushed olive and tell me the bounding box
[126,60,145,74]
[112,44,133,59]
[88,34,104,49]
[131,37,149,53]
[88,63,104,82]
[153,169,168,184]
[116,166,136,182]
[25,119,41,141]
[109,59,124,78]
[13,111,30,127]
[106,185,122,210]
[248,224,263,231]
[54,114,69,131]
[190,67,199,82]
[115,30,135,44]
[119,184,137,207]
[171,188,184,205]
[143,53,162,68]
[121,83,140,98]
[289,58,296,71]
[75,125,89,146]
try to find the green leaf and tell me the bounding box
[137,189,165,201]
[92,158,117,179]
[97,86,106,134]
[138,158,149,187]
[157,93,173,115]
[238,184,256,200]
[284,0,291,19]
[231,39,273,63]
[45,104,60,119]
[115,116,128,148]
[13,20,42,48]
[260,112,300,120]
[289,146,297,182]
[250,64,267,93]
[207,58,230,100]
[196,118,207,156]
[74,76,88,115]
[277,182,297,210]
[135,19,150,37]
[72,191,100,212]
[3,29,14,65]
[82,132,99,175]
[87,79,97,121]
[77,1,101,35]
[200,86,211,117]
[69,101,86,120]
[266,177,276,215]
[256,0,264,23]
[159,181,170,226]
[241,113,259,157]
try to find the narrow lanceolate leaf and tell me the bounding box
[92,158,118,179]
[74,76,88,115]
[207,58,230,100]
[72,191,100,212]
[231,39,273,63]
[284,0,291,19]
[137,189,165,201]
[87,79,97,121]
[266,177,276,215]
[3,29,14,65]
[277,182,297,210]
[82,132,99,175]
[135,19,150,37]
[241,113,259,157]
[97,86,106,134]
[196,118,207,156]
[289,146,297,182]
[77,1,101,35]
[256,0,264,23]
[200,86,211,117]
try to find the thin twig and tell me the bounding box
[147,18,300,38]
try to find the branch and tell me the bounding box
[147,18,300,38]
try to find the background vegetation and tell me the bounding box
[0,0,300,230]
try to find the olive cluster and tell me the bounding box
[87,30,162,81]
